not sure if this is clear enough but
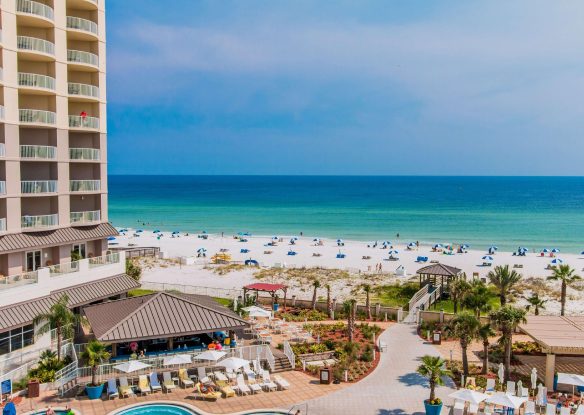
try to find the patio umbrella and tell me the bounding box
[163,354,192,366]
[408,242,416,248]
[243,306,271,318]
[434,244,443,249]
[482,255,494,261]
[113,360,151,373]
[448,389,489,405]
[489,246,498,251]
[337,239,344,243]
[172,231,180,235]
[217,357,249,370]
[531,368,538,390]
[550,258,564,265]
[498,363,505,384]
[542,248,550,253]
[196,350,226,361]
[107,236,116,241]
[197,248,207,253]
[552,248,560,253]
[272,236,278,240]
[485,394,527,409]
[389,250,399,255]
[556,373,584,395]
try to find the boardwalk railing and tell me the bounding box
[283,341,296,369]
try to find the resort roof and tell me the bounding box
[519,316,584,354]
[83,292,248,343]
[243,283,287,292]
[0,223,117,254]
[0,274,139,331]
[416,263,462,277]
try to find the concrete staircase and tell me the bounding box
[272,355,293,373]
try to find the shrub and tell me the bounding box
[125,259,142,282]
[360,344,374,362]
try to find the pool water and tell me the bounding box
[114,404,287,415]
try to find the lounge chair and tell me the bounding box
[198,367,213,385]
[243,363,255,379]
[485,378,496,392]
[575,405,584,415]
[118,376,135,398]
[137,375,151,395]
[545,404,556,415]
[246,372,262,394]
[506,381,516,395]
[225,368,236,381]
[234,375,251,395]
[216,380,236,398]
[194,383,222,401]
[453,407,464,415]
[519,386,529,397]
[107,378,119,399]
[273,374,290,390]
[179,368,194,388]
[560,407,571,415]
[260,370,277,392]
[162,372,176,393]
[149,372,162,393]
[524,401,536,415]
[214,371,228,382]
[468,403,479,414]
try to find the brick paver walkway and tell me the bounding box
[305,323,456,415]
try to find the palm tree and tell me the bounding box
[487,265,522,306]
[417,355,452,403]
[450,279,470,314]
[478,323,495,374]
[489,306,527,381]
[462,279,492,318]
[343,299,357,342]
[81,340,111,386]
[445,311,480,377]
[33,295,85,361]
[547,265,581,316]
[325,284,333,318]
[311,279,321,310]
[362,284,372,320]
[525,293,547,316]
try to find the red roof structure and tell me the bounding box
[243,283,288,309]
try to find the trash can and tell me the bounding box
[28,379,40,398]
[432,331,442,345]
[319,367,332,384]
[273,303,279,312]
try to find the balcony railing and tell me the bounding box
[0,218,5,232]
[48,260,79,276]
[70,210,100,224]
[69,115,99,129]
[17,36,55,56]
[19,109,56,125]
[67,50,98,67]
[20,145,57,159]
[21,213,58,229]
[70,180,100,192]
[0,270,38,291]
[0,143,5,157]
[0,182,5,195]
[66,16,98,36]
[68,82,99,99]
[21,180,57,194]
[18,72,56,90]
[16,0,54,21]
[69,147,100,161]
[89,252,120,268]
[0,106,4,120]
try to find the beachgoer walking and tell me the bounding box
[396,233,400,239]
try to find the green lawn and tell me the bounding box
[213,297,231,307]
[371,283,420,308]
[127,288,156,297]
[430,295,501,315]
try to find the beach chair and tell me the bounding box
[149,372,162,393]
[162,372,176,393]
[519,386,529,397]
[545,403,556,415]
[260,370,277,392]
[524,401,536,415]
[575,405,584,415]
[246,372,262,394]
[178,368,194,388]
[234,375,251,395]
[273,374,290,390]
[194,383,222,401]
[214,371,228,382]
[468,403,479,414]
[225,368,236,381]
[560,407,571,415]
[107,378,118,399]
[118,376,135,398]
[253,359,262,374]
[243,362,255,379]
[137,374,151,395]
[506,381,516,395]
[215,380,236,398]
[197,367,212,385]
[485,378,496,392]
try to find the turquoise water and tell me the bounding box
[114,404,285,415]
[108,176,584,253]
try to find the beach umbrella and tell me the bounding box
[153,229,160,233]
[172,231,180,235]
[531,368,538,390]
[498,363,505,384]
[489,246,498,250]
[217,357,249,370]
[313,238,320,242]
[2,401,16,415]
[197,248,207,253]
[550,258,564,265]
[272,236,278,240]
[243,306,271,318]
[389,250,399,255]
[196,350,227,361]
[541,248,550,253]
[337,239,344,243]
[107,236,116,241]
[552,248,560,253]
[408,242,416,248]
[485,394,527,409]
[433,244,443,249]
[557,373,584,387]
[448,389,489,405]
[163,354,192,366]
[581,251,584,255]
[114,360,151,373]
[482,255,494,261]
[136,229,143,233]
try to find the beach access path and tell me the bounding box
[304,323,455,415]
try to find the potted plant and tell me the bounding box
[81,340,111,400]
[417,355,452,415]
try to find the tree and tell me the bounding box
[311,279,321,310]
[325,284,333,318]
[462,279,492,318]
[343,299,357,342]
[33,295,85,361]
[362,284,372,320]
[450,279,471,314]
[525,293,547,316]
[487,265,522,306]
[478,323,495,374]
[445,312,480,377]
[126,259,142,282]
[417,355,452,403]
[547,265,581,316]
[81,340,111,386]
[489,306,527,381]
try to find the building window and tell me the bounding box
[0,324,35,356]
[26,250,42,271]
[72,243,86,259]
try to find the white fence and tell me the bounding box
[283,341,296,369]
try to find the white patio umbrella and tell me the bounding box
[217,357,249,370]
[163,354,192,366]
[485,394,527,409]
[113,360,151,373]
[531,368,538,390]
[498,363,505,385]
[243,306,271,318]
[448,389,489,405]
[196,350,227,361]
[556,372,584,395]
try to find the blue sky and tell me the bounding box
[106,1,584,175]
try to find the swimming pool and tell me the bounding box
[112,403,287,415]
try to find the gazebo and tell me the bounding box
[243,283,288,310]
[416,263,463,294]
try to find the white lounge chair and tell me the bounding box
[162,372,177,393]
[225,368,236,381]
[137,375,151,395]
[575,405,584,415]
[506,381,516,395]
[234,375,251,395]
[273,374,290,390]
[485,378,496,392]
[560,407,571,415]
[246,372,262,394]
[524,400,536,415]
[243,362,255,378]
[546,403,556,415]
[214,371,228,382]
[149,372,162,393]
[118,376,135,398]
[468,403,479,415]
[107,378,118,399]
[260,370,277,392]
[179,368,194,388]
[519,386,529,397]
[198,367,213,385]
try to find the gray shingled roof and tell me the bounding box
[84,292,248,342]
[0,223,117,254]
[0,274,139,331]
[416,263,462,277]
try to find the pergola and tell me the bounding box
[243,283,288,310]
[416,263,463,293]
[520,316,584,389]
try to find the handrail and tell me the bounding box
[17,36,54,55]
[70,210,101,224]
[69,115,99,129]
[67,49,98,66]
[283,340,296,369]
[21,213,58,229]
[0,181,5,195]
[20,144,57,159]
[21,180,57,193]
[70,179,101,192]
[19,109,56,125]
[66,16,98,35]
[16,0,54,20]
[18,72,56,90]
[68,82,99,98]
[264,343,276,372]
[69,147,100,160]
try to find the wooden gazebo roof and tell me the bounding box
[416,263,462,277]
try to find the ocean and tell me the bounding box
[108,176,584,253]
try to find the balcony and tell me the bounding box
[20,144,57,160]
[67,50,98,69]
[18,72,56,93]
[0,270,38,291]
[70,179,100,192]
[0,181,5,195]
[66,16,98,39]
[21,213,58,230]
[69,115,99,130]
[17,36,55,59]
[69,147,100,161]
[0,218,5,232]
[89,252,120,269]
[68,0,98,10]
[68,82,99,100]
[70,209,100,225]
[21,180,57,194]
[19,109,56,126]
[16,0,54,25]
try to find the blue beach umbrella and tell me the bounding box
[408,242,417,248]
[551,248,560,253]
[136,229,143,233]
[337,239,344,243]
[433,244,443,249]
[489,246,498,251]
[461,244,470,249]
[107,236,116,241]
[541,248,550,253]
[272,236,278,240]
[550,258,564,265]
[482,255,494,261]
[153,229,160,233]
[389,250,399,255]
[172,231,180,235]
[197,248,207,253]
[581,251,584,255]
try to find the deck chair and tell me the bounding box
[178,368,194,388]
[149,372,162,393]
[162,372,176,393]
[253,359,262,374]
[273,374,290,390]
[545,404,556,415]
[560,407,571,415]
[137,374,151,395]
[107,378,118,399]
[197,367,212,385]
[506,381,516,395]
[194,383,221,401]
[225,368,236,381]
[485,378,496,392]
[214,371,228,382]
[215,380,236,398]
[468,403,479,415]
[260,370,277,392]
[243,362,255,378]
[234,375,251,395]
[575,405,584,415]
[118,376,135,398]
[246,372,262,394]
[519,386,529,397]
[524,401,536,415]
